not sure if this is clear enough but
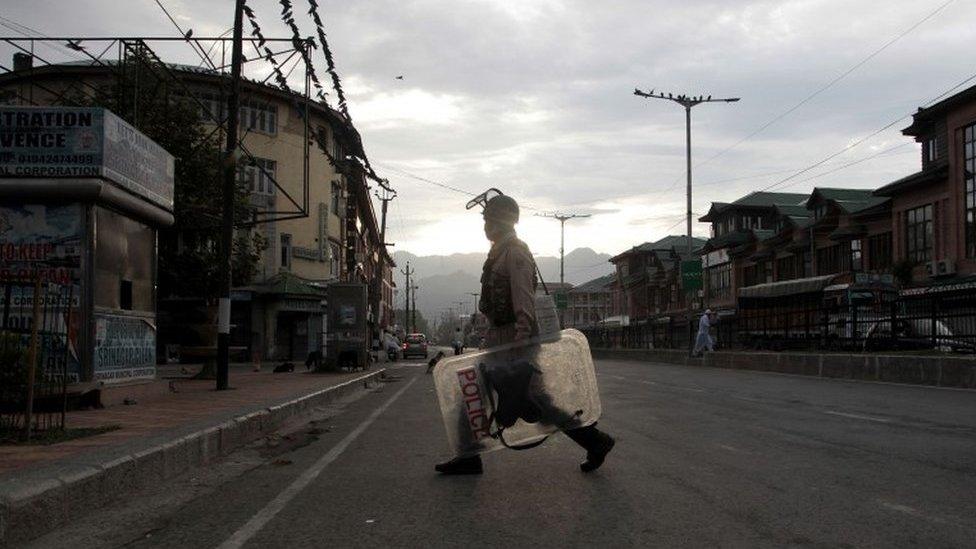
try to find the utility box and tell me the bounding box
[0,106,174,385]
[323,282,367,371]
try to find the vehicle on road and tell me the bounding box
[402,333,429,359]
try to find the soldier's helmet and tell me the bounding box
[483,194,520,226]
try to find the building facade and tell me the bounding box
[566,273,615,329]
[0,57,395,362]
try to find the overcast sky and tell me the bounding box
[3,0,975,257]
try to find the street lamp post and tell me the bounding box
[632,88,739,256]
[537,212,591,327]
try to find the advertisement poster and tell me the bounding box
[93,313,156,382]
[0,203,83,382]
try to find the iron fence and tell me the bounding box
[0,279,75,441]
[581,292,976,355]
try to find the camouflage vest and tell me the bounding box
[479,236,536,327]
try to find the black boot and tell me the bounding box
[565,425,615,473]
[434,455,483,475]
[580,435,615,473]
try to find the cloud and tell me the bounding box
[5,0,973,258]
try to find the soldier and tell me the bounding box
[435,191,616,475]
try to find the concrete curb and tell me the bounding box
[0,369,387,547]
[592,348,976,389]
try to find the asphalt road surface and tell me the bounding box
[29,353,976,548]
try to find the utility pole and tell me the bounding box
[633,88,740,256]
[536,212,591,326]
[400,262,413,333]
[411,285,418,333]
[216,0,246,391]
[374,183,396,246]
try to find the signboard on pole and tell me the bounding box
[681,260,703,291]
[0,107,175,211]
[554,291,568,310]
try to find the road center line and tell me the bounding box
[823,410,891,423]
[218,375,418,549]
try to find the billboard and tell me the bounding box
[0,107,175,211]
[93,312,156,382]
[0,203,83,382]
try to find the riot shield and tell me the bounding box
[432,329,601,457]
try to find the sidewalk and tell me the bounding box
[0,363,388,545]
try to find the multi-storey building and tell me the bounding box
[609,235,706,321]
[698,193,807,313]
[0,56,395,362]
[566,273,615,329]
[875,83,976,286]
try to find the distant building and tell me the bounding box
[566,273,615,329]
[876,82,976,286]
[0,57,395,362]
[609,235,706,321]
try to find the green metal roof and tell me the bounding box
[257,272,328,298]
[571,273,616,293]
[806,188,890,214]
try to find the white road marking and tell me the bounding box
[218,376,417,549]
[823,411,891,423]
[876,499,969,529]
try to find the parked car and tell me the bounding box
[402,333,429,359]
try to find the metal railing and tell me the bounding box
[0,279,75,441]
[581,293,976,355]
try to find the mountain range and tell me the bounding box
[392,248,614,329]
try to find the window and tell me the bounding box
[707,263,731,300]
[867,232,893,271]
[801,251,813,277]
[329,242,340,276]
[776,255,795,281]
[926,138,939,162]
[240,157,277,197]
[905,204,933,263]
[850,239,862,271]
[965,124,976,257]
[240,99,277,135]
[331,181,341,214]
[816,245,843,275]
[814,204,828,220]
[120,280,133,311]
[280,234,292,269]
[196,94,277,135]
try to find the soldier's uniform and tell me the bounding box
[480,232,538,346]
[435,190,615,475]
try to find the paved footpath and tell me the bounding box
[24,356,976,548]
[0,365,373,475]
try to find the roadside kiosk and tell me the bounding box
[0,106,174,386]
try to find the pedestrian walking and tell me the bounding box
[693,309,716,356]
[434,189,615,475]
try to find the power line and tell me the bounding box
[153,0,218,71]
[658,0,957,190]
[759,69,976,194]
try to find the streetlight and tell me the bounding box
[536,212,590,327]
[633,88,739,255]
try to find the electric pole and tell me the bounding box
[633,88,739,255]
[400,262,413,333]
[216,0,246,391]
[411,284,418,333]
[374,183,396,246]
[537,212,590,326]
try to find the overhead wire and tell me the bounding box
[675,0,957,181]
[758,69,976,194]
